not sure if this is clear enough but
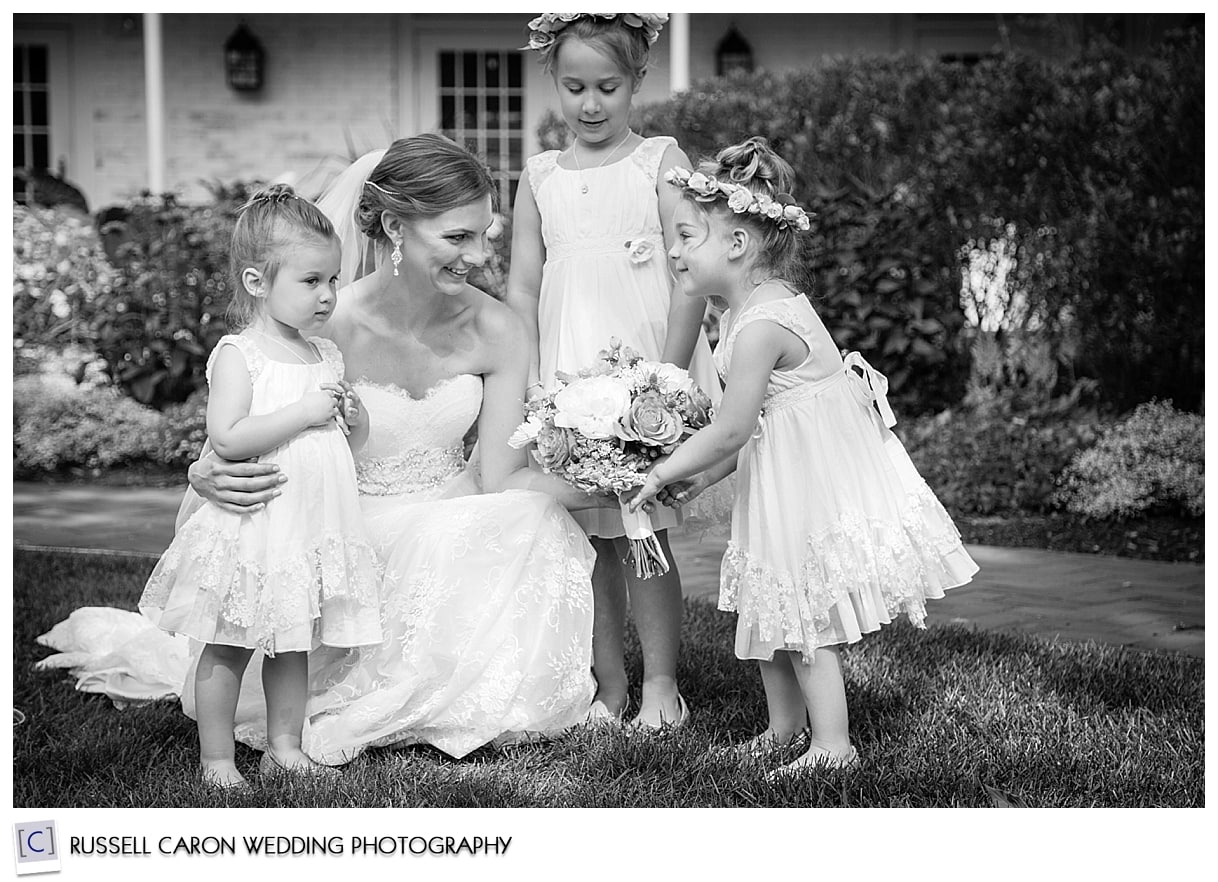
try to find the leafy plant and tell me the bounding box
[90,193,237,409]
[12,205,117,348]
[1055,400,1204,519]
[627,27,1203,415]
[13,374,166,473]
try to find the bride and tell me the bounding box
[41,134,618,764]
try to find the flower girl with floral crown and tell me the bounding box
[508,12,721,730]
[630,138,978,774]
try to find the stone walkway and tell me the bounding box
[12,482,1205,658]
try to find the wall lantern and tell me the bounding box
[716,25,754,77]
[224,23,265,92]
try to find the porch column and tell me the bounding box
[669,12,690,93]
[143,12,166,193]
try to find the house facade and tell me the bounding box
[12,12,1187,211]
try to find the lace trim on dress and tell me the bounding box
[630,135,678,186]
[527,150,561,197]
[355,445,466,496]
[309,336,346,380]
[718,486,971,663]
[140,526,383,655]
[719,298,814,371]
[206,334,267,385]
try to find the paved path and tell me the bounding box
[12,482,1205,658]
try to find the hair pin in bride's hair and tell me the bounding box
[363,179,393,196]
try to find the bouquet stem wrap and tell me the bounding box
[619,501,670,579]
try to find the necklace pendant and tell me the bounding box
[581,184,589,194]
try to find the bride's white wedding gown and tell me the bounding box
[36,375,598,761]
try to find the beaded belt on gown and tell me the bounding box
[355,445,465,496]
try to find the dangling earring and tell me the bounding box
[391,240,402,277]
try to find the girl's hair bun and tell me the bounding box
[716,136,795,195]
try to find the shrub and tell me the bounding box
[90,193,237,410]
[13,374,166,473]
[628,28,1203,415]
[900,406,1098,517]
[1055,400,1204,519]
[12,205,117,349]
[158,389,209,468]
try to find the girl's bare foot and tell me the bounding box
[768,742,859,779]
[259,749,339,780]
[200,761,250,790]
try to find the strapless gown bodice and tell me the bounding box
[353,375,482,498]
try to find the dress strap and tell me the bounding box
[309,336,347,381]
[720,297,813,368]
[526,150,561,198]
[631,136,678,187]
[206,334,265,386]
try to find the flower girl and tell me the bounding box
[631,138,977,773]
[508,11,722,730]
[140,185,382,788]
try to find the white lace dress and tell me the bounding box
[38,373,598,761]
[529,135,722,537]
[138,334,383,655]
[713,296,978,662]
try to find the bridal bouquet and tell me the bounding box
[510,339,715,578]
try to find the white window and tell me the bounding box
[437,49,525,210]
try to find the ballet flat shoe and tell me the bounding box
[629,693,690,731]
[584,694,630,726]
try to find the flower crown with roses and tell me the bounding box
[664,166,813,233]
[524,13,668,53]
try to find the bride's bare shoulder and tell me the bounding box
[466,286,526,345]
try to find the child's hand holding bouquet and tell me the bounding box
[509,339,715,578]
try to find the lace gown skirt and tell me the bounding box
[720,379,978,663]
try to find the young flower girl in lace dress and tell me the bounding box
[139,185,382,788]
[630,138,977,773]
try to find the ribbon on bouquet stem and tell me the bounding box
[618,501,670,580]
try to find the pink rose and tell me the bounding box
[616,390,684,451]
[534,423,576,471]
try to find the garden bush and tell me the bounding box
[899,406,1098,517]
[1055,400,1204,519]
[629,26,1202,416]
[158,389,209,469]
[12,205,116,349]
[14,374,166,474]
[90,193,237,410]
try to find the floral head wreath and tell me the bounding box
[664,166,813,233]
[524,13,668,53]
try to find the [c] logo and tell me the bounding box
[12,820,61,876]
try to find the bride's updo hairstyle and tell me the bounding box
[688,137,805,281]
[355,133,497,249]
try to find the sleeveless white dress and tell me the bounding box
[138,334,383,655]
[37,374,598,761]
[528,135,722,537]
[714,296,978,662]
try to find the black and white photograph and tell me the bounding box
[9,7,1207,872]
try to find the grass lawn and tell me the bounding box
[14,549,1204,808]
